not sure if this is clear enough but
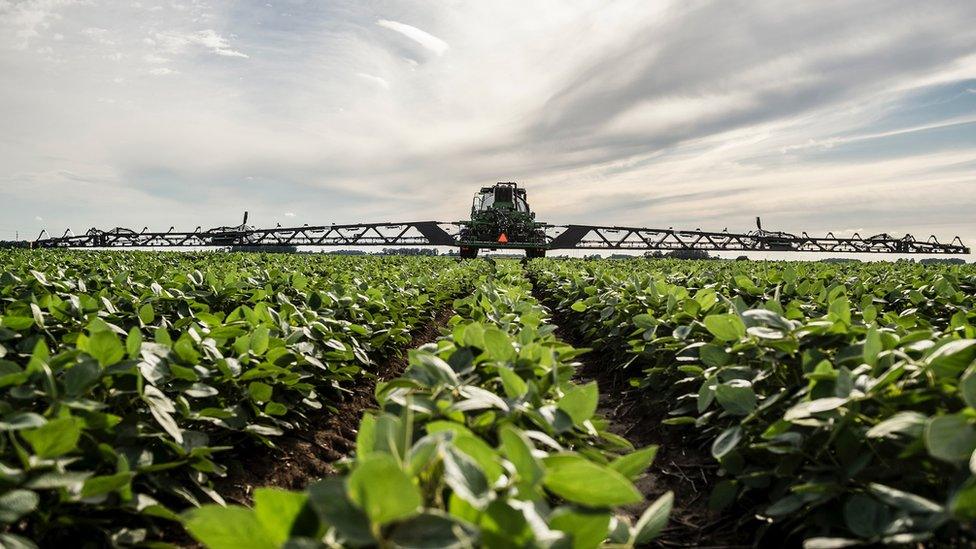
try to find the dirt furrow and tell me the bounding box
[529,280,750,548]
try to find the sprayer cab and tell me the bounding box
[471,182,532,215]
[458,182,547,259]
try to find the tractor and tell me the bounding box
[456,182,548,259]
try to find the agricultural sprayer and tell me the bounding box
[3,182,970,257]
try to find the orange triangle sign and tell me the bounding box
[498,232,508,243]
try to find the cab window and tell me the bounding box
[473,192,495,212]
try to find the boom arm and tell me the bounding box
[10,219,970,255]
[546,224,970,254]
[24,222,461,249]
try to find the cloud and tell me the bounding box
[0,0,75,50]
[142,53,170,64]
[376,19,449,56]
[0,0,974,253]
[284,212,295,217]
[82,27,115,46]
[152,29,249,59]
[356,72,390,89]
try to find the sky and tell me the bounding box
[1,0,975,258]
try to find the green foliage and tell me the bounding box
[0,250,481,545]
[529,257,976,545]
[184,260,670,548]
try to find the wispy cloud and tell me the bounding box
[376,19,449,56]
[356,72,390,89]
[0,0,76,50]
[151,29,249,59]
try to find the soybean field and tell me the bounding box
[1,250,975,548]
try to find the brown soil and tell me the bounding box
[213,307,454,505]
[530,282,755,548]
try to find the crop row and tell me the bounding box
[528,258,976,547]
[184,260,673,548]
[0,251,484,546]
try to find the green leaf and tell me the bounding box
[63,360,101,397]
[143,385,183,444]
[828,296,851,325]
[961,368,976,409]
[428,423,504,484]
[542,453,641,507]
[356,413,376,457]
[632,491,673,544]
[765,494,805,517]
[708,480,738,511]
[21,417,82,458]
[570,301,588,312]
[803,538,862,549]
[699,344,730,368]
[715,381,756,416]
[500,426,543,494]
[87,330,124,367]
[248,382,273,403]
[81,472,135,498]
[863,327,882,366]
[868,483,943,515]
[703,314,746,341]
[844,494,890,539]
[250,326,270,355]
[184,506,277,549]
[711,426,743,460]
[1,316,34,331]
[0,533,38,549]
[138,303,155,324]
[497,366,527,398]
[784,397,847,421]
[306,478,373,546]
[549,507,611,549]
[0,490,39,524]
[863,304,878,324]
[694,288,718,311]
[609,446,658,480]
[866,412,926,439]
[347,453,421,525]
[482,327,516,361]
[389,511,477,548]
[925,414,976,462]
[441,446,490,509]
[264,402,288,416]
[126,327,142,359]
[557,382,599,425]
[926,339,976,378]
[0,413,46,431]
[253,488,316,545]
[462,322,484,348]
[30,303,43,328]
[950,478,976,520]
